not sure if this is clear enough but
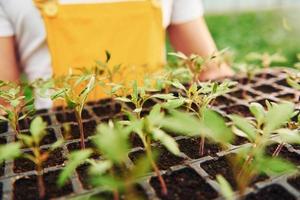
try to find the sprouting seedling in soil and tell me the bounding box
[229,101,298,194]
[51,72,96,149]
[246,52,287,71]
[128,104,181,195]
[0,81,35,136]
[171,79,236,156]
[216,175,234,200]
[286,68,300,90]
[0,142,21,164]
[115,80,176,119]
[169,49,230,84]
[59,121,151,200]
[18,116,64,199]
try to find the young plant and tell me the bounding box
[116,80,176,119]
[246,52,287,70]
[0,81,35,135]
[229,101,299,194]
[51,72,96,149]
[18,116,63,199]
[171,79,236,156]
[59,121,151,200]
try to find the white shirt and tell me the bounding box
[0,0,203,108]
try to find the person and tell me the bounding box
[0,0,233,108]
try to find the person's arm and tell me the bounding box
[167,16,234,80]
[0,36,20,82]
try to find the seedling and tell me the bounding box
[172,79,236,156]
[18,116,63,199]
[51,72,96,149]
[246,52,287,70]
[0,81,34,135]
[116,80,176,119]
[128,104,182,195]
[229,101,298,194]
[59,121,151,200]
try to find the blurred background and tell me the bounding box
[168,0,300,67]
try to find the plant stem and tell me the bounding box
[74,110,85,149]
[145,137,167,195]
[37,163,45,199]
[199,136,205,156]
[272,143,284,157]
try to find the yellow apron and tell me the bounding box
[33,0,165,100]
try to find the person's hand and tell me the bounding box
[198,62,234,81]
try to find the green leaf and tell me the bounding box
[249,103,265,126]
[115,97,131,103]
[171,80,186,90]
[0,142,21,163]
[58,149,92,186]
[255,156,296,175]
[276,128,300,144]
[202,109,233,144]
[230,115,256,142]
[216,175,234,200]
[263,102,294,133]
[152,129,180,156]
[161,98,185,109]
[18,134,33,147]
[89,159,113,175]
[94,124,130,164]
[150,93,175,100]
[30,116,47,145]
[161,110,202,136]
[50,139,64,151]
[130,155,152,179]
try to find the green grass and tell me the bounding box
[168,9,300,67]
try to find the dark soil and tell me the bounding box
[0,137,6,144]
[90,185,148,200]
[287,175,300,191]
[13,148,65,173]
[266,144,300,165]
[0,121,8,134]
[18,115,52,130]
[129,133,144,148]
[56,109,91,123]
[34,109,49,115]
[0,163,4,177]
[177,138,222,159]
[201,156,268,190]
[276,79,289,87]
[232,136,250,146]
[18,128,56,147]
[253,98,277,108]
[254,73,276,79]
[76,164,94,190]
[254,85,281,94]
[276,93,296,101]
[245,184,296,200]
[229,90,257,99]
[13,170,73,200]
[221,104,251,117]
[92,103,121,117]
[0,182,2,198]
[129,147,185,170]
[150,168,218,200]
[61,120,97,139]
[211,96,235,107]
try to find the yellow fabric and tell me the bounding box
[34,0,165,100]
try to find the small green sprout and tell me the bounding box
[51,72,96,149]
[18,116,64,199]
[229,101,298,194]
[116,80,176,119]
[216,175,234,200]
[59,121,151,200]
[171,80,236,156]
[0,81,34,135]
[246,52,287,69]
